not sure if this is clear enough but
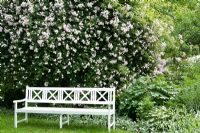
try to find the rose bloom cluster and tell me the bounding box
[0,0,157,95]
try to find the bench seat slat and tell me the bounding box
[16,107,114,115]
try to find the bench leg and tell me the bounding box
[108,114,111,132]
[60,115,63,128]
[59,114,70,128]
[14,112,17,128]
[108,113,115,131]
[25,113,28,123]
[67,115,69,126]
[113,113,115,129]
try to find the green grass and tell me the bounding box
[0,111,130,133]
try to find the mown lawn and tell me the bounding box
[0,111,130,133]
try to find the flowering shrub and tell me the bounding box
[0,0,157,105]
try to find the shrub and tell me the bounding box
[173,74,200,111]
[166,59,200,85]
[0,0,157,107]
[120,106,200,132]
[118,75,176,120]
[136,106,200,132]
[134,0,200,59]
[172,0,200,46]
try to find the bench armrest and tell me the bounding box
[13,99,26,103]
[13,99,26,110]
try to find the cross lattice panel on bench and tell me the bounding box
[28,89,59,101]
[26,87,115,104]
[62,90,114,103]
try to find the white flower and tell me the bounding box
[57,52,62,60]
[37,40,43,46]
[92,52,96,58]
[0,26,3,32]
[71,11,78,17]
[104,66,108,70]
[63,24,71,33]
[42,6,48,11]
[108,43,113,49]
[161,42,166,49]
[180,39,184,44]
[77,3,84,8]
[58,43,61,46]
[50,44,55,49]
[175,57,181,62]
[97,30,102,35]
[106,36,111,42]
[4,14,13,21]
[44,82,49,87]
[21,16,29,26]
[108,3,112,9]
[97,59,102,64]
[65,44,69,50]
[187,55,200,63]
[96,69,101,75]
[29,45,34,50]
[101,10,109,19]
[118,56,122,61]
[110,60,117,64]
[111,16,119,27]
[42,31,50,39]
[54,29,58,34]
[16,6,21,14]
[123,60,128,65]
[178,34,183,40]
[102,56,107,60]
[57,69,61,74]
[87,2,93,8]
[114,33,118,38]
[135,30,142,36]
[21,2,27,8]
[125,4,131,11]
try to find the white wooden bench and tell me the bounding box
[13,86,115,131]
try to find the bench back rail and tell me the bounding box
[25,86,115,106]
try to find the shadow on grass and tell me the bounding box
[0,110,128,133]
[11,118,109,133]
[20,120,107,131]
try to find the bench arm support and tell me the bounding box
[13,99,27,128]
[13,99,26,104]
[13,99,26,110]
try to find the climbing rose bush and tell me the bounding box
[0,0,157,98]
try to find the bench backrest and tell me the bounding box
[25,86,115,105]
